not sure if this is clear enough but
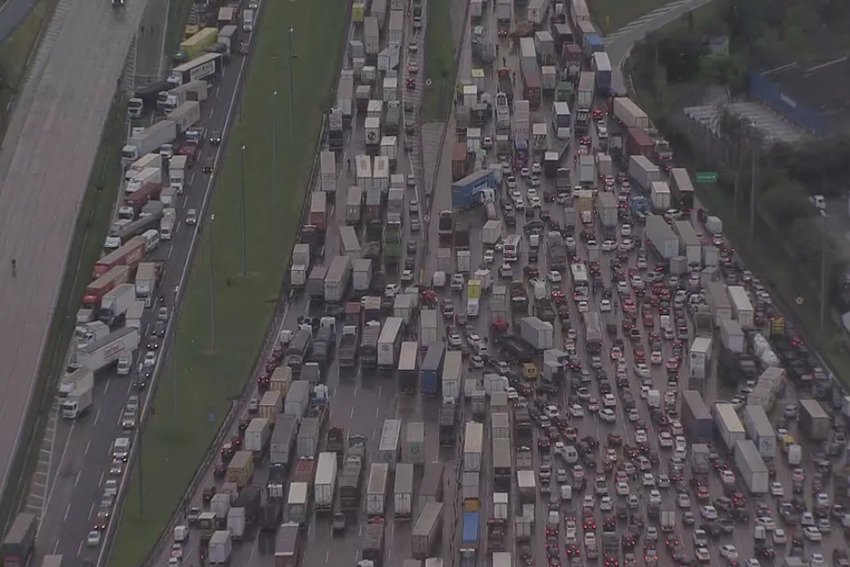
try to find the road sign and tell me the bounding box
[696,171,717,183]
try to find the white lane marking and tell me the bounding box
[63,503,71,522]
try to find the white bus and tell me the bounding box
[504,235,521,262]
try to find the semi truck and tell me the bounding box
[411,502,443,558]
[168,52,223,87]
[98,283,136,326]
[157,79,209,113]
[59,368,94,419]
[166,101,202,135]
[121,120,178,165]
[314,452,339,513]
[73,327,140,373]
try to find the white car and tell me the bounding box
[628,409,640,422]
[529,196,541,208]
[616,482,630,496]
[543,405,560,419]
[696,548,711,563]
[700,505,717,520]
[719,545,739,562]
[143,351,157,368]
[755,516,775,531]
[677,493,691,509]
[650,350,663,365]
[466,334,481,346]
[720,470,736,485]
[621,224,632,237]
[599,408,616,423]
[659,432,674,448]
[600,298,612,312]
[599,496,613,511]
[578,300,589,313]
[448,333,462,347]
[602,239,617,252]
[531,162,542,175]
[634,363,650,378]
[385,283,400,297]
[87,530,102,547]
[602,394,616,408]
[547,271,562,283]
[569,404,585,418]
[772,529,787,545]
[803,527,822,542]
[634,429,648,444]
[810,554,825,567]
[507,176,517,189]
[642,473,655,487]
[648,490,662,506]
[483,249,495,264]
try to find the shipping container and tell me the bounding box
[377,316,403,370]
[612,97,649,129]
[645,214,678,259]
[713,403,747,450]
[441,350,463,400]
[366,463,390,517]
[674,220,702,265]
[798,399,830,441]
[681,390,713,442]
[726,285,754,328]
[394,462,415,518]
[269,414,298,469]
[411,502,444,558]
[314,452,339,512]
[706,282,732,325]
[463,422,484,472]
[421,343,445,395]
[628,154,661,191]
[734,440,769,494]
[378,419,402,469]
[403,421,425,465]
[742,405,777,459]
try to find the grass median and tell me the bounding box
[586,0,671,34]
[421,0,455,121]
[108,0,348,564]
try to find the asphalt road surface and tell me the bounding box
[30,45,249,567]
[0,0,148,502]
[148,4,846,567]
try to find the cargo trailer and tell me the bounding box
[713,403,746,450]
[734,440,769,494]
[394,463,415,518]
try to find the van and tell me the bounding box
[562,445,578,464]
[242,9,254,32]
[116,356,132,376]
[142,229,160,252]
[160,213,175,241]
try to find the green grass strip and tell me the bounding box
[421,0,456,121]
[109,0,347,564]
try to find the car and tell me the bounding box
[470,355,484,369]
[87,530,102,547]
[602,394,616,408]
[616,482,630,496]
[648,490,662,506]
[600,496,613,511]
[659,432,674,448]
[185,208,197,225]
[677,493,691,509]
[507,176,517,189]
[408,40,418,53]
[407,61,419,74]
[599,408,616,423]
[719,545,739,562]
[385,283,400,297]
[121,407,137,430]
[447,333,462,347]
[400,269,414,284]
[772,529,786,544]
[634,429,648,444]
[547,270,562,283]
[109,458,125,476]
[696,548,711,563]
[569,404,585,418]
[634,363,650,378]
[650,350,663,365]
[642,473,655,487]
[209,129,222,145]
[755,517,775,531]
[803,526,822,542]
[170,544,184,560]
[143,351,157,368]
[810,554,825,567]
[720,470,736,485]
[700,505,718,520]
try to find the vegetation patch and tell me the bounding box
[586,0,672,35]
[108,0,347,564]
[421,0,456,121]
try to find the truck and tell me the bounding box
[460,510,480,563]
[352,258,371,293]
[463,422,484,473]
[345,186,362,225]
[378,419,402,470]
[377,317,403,370]
[439,398,457,445]
[613,97,650,129]
[306,266,326,302]
[166,101,201,135]
[125,300,145,330]
[546,232,567,271]
[362,522,385,566]
[629,155,661,191]
[743,405,777,459]
[360,323,381,368]
[168,52,223,86]
[734,440,769,494]
[244,417,271,456]
[674,220,702,266]
[208,530,231,565]
[799,399,830,441]
[366,463,390,517]
[421,343,444,396]
[596,192,617,228]
[578,154,596,186]
[645,214,679,260]
[727,285,755,328]
[510,281,528,310]
[283,380,310,419]
[286,482,308,524]
[420,310,439,346]
[74,327,139,373]
[451,170,492,210]
[319,151,336,193]
[442,351,462,401]
[93,236,147,278]
[59,368,94,419]
[393,462,414,518]
[269,414,297,472]
[707,283,733,325]
[497,67,513,105]
[97,283,136,327]
[411,502,444,558]
[338,325,360,369]
[660,510,676,532]
[520,317,554,350]
[681,390,713,442]
[339,438,367,511]
[121,120,178,165]
[713,402,747,450]
[626,127,654,158]
[309,192,327,232]
[495,92,510,132]
[323,256,351,303]
[273,523,300,567]
[650,181,671,211]
[1,512,37,567]
[314,452,338,513]
[157,79,209,113]
[690,444,710,476]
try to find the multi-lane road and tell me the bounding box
[0,0,148,502]
[29,37,253,566]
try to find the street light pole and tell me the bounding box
[209,213,216,351]
[288,27,295,143]
[272,91,278,195]
[240,146,247,275]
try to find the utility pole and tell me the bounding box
[240,146,247,275]
[288,28,295,143]
[272,91,278,196]
[209,213,216,351]
[749,137,757,245]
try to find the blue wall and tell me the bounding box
[748,71,828,135]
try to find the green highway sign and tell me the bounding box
[696,171,717,183]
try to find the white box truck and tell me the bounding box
[394,462,414,518]
[314,452,339,512]
[59,368,95,419]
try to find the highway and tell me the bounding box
[30,35,251,567]
[139,3,847,567]
[0,0,149,503]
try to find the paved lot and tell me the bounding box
[0,0,147,507]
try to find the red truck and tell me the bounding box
[309,192,327,232]
[83,265,132,307]
[626,128,653,158]
[124,182,162,215]
[521,62,542,110]
[93,236,147,278]
[452,143,469,181]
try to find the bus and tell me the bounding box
[570,261,589,300]
[504,235,521,262]
[669,167,695,212]
[584,311,602,354]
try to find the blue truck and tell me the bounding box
[452,170,494,210]
[460,511,480,567]
[420,343,445,395]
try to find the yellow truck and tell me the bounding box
[179,27,219,61]
[259,390,282,425]
[226,450,254,487]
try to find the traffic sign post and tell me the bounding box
[696,171,717,183]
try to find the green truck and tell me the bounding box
[383,222,402,266]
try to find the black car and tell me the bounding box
[153,320,166,336]
[209,129,222,145]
